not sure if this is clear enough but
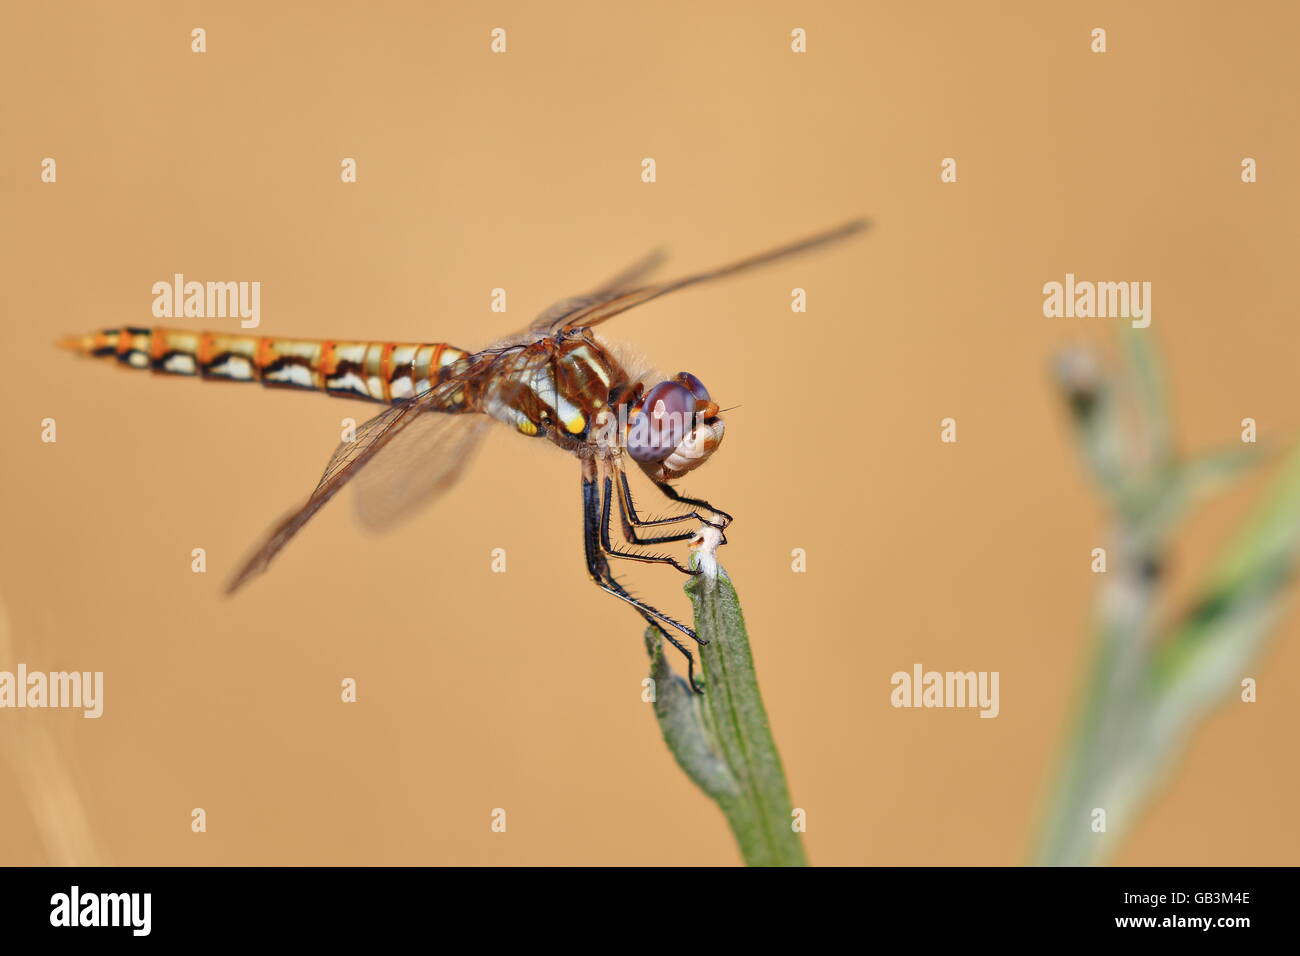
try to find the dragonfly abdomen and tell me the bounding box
[60,327,469,403]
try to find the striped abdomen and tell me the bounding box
[60,327,470,403]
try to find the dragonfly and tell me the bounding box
[60,220,867,691]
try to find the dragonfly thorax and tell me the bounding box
[480,333,629,445]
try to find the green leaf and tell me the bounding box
[1153,438,1300,696]
[645,560,807,867]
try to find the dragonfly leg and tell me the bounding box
[582,476,705,693]
[641,616,704,696]
[600,477,698,575]
[615,470,715,546]
[652,481,733,535]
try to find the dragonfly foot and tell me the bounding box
[700,521,729,546]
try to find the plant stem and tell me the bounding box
[1036,333,1300,865]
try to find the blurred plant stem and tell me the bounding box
[644,556,806,867]
[0,597,104,865]
[1035,328,1300,865]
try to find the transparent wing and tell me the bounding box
[535,219,869,334]
[225,373,486,594]
[528,246,667,333]
[351,411,490,530]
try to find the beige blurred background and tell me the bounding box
[2,0,1298,866]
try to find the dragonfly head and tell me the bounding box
[625,372,725,481]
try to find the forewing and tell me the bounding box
[528,246,666,333]
[540,219,868,333]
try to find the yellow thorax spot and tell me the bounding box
[517,420,539,437]
[564,413,586,435]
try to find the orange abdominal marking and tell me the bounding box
[379,343,395,402]
[255,338,272,377]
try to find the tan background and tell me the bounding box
[2,0,1298,866]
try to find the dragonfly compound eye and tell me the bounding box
[674,371,710,403]
[627,381,696,462]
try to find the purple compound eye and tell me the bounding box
[627,381,695,462]
[675,372,710,403]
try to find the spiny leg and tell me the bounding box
[582,476,700,635]
[581,475,705,693]
[652,480,733,532]
[618,470,703,528]
[599,476,697,575]
[615,468,714,546]
[640,614,704,696]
